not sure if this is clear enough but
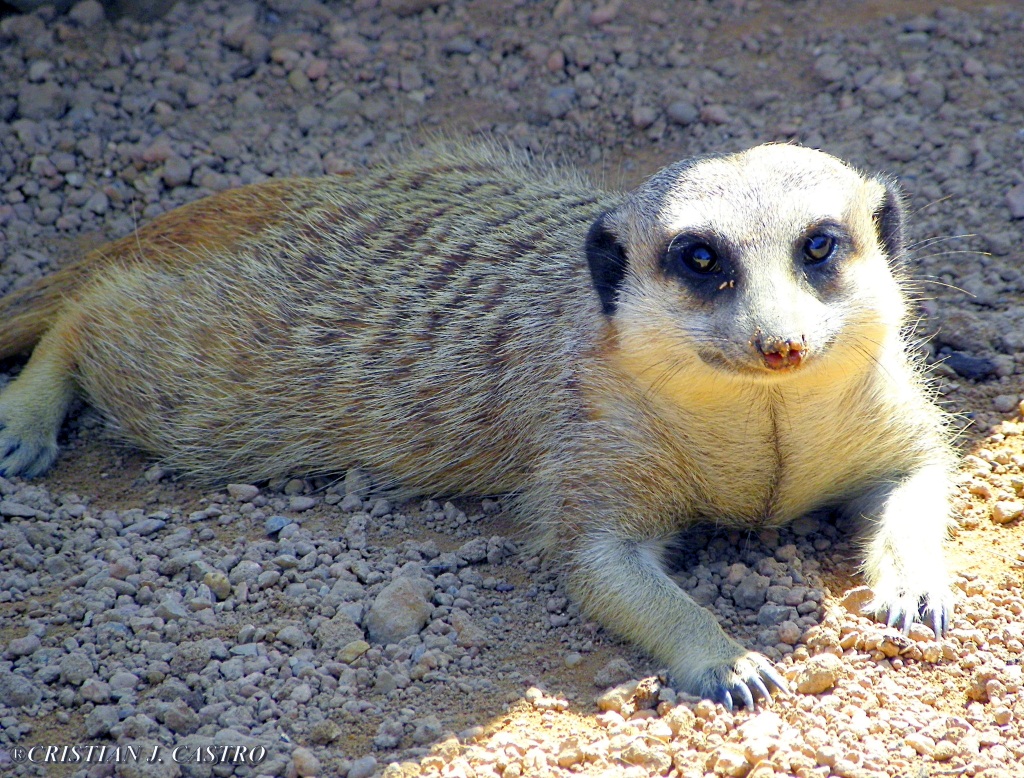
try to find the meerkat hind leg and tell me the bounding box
[570,532,787,710]
[0,324,78,478]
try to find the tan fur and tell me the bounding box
[0,142,955,706]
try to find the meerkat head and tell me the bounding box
[587,144,908,388]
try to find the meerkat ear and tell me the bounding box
[872,176,906,262]
[586,212,629,316]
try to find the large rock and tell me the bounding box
[364,577,433,644]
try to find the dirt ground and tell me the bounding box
[2,0,1024,777]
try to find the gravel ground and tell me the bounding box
[1,1,1024,777]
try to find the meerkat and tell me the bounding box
[0,142,955,709]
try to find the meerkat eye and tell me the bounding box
[803,233,837,264]
[668,237,721,275]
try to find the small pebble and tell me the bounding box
[227,483,260,501]
[992,500,1023,524]
[265,515,292,535]
[793,653,844,694]
[291,746,320,777]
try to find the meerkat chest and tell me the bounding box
[660,381,880,526]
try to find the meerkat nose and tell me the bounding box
[754,335,806,370]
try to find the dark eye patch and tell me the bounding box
[661,231,737,302]
[667,237,721,275]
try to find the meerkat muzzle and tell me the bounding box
[754,335,806,370]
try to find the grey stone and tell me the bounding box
[163,698,200,734]
[227,483,260,501]
[60,651,95,685]
[123,518,165,536]
[84,190,109,214]
[170,641,211,674]
[993,395,1019,413]
[917,80,946,110]
[943,351,998,380]
[381,0,443,16]
[185,80,213,107]
[543,87,577,119]
[88,576,137,596]
[326,89,363,116]
[732,573,771,609]
[314,611,364,652]
[700,104,730,124]
[340,493,363,512]
[276,625,309,648]
[17,82,68,121]
[219,657,244,680]
[813,54,848,82]
[365,577,433,644]
[68,0,105,26]
[631,105,658,129]
[289,495,316,512]
[6,633,40,657]
[1006,185,1024,219]
[756,603,797,626]
[162,156,193,188]
[347,756,378,778]
[592,657,633,688]
[456,537,486,564]
[935,308,998,352]
[290,682,313,703]
[155,599,189,621]
[667,101,699,125]
[0,501,37,518]
[84,704,120,737]
[0,670,41,708]
[690,580,719,606]
[291,746,320,777]
[411,714,443,744]
[230,560,263,584]
[80,677,111,703]
[109,670,139,690]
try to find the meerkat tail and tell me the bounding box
[1,178,310,363]
[0,264,93,360]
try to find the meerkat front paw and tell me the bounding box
[0,398,60,478]
[854,465,955,637]
[867,569,954,637]
[688,650,788,711]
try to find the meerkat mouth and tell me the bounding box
[754,335,808,371]
[694,343,818,379]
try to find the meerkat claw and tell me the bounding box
[873,583,952,638]
[749,674,772,703]
[734,681,755,711]
[763,665,789,696]
[922,596,952,637]
[713,686,734,712]
[699,653,786,711]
